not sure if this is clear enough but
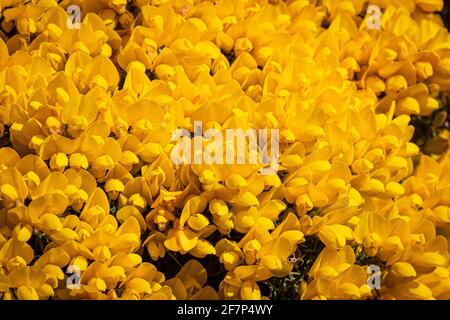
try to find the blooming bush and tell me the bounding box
[0,0,450,300]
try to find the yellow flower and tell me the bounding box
[166,260,218,300]
[0,0,450,301]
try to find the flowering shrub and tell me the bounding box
[0,0,450,300]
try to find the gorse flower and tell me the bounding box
[0,0,449,300]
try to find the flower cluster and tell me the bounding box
[0,0,449,300]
